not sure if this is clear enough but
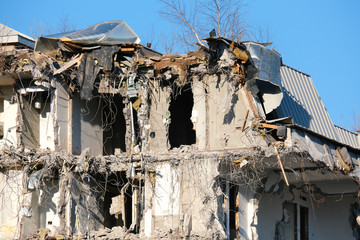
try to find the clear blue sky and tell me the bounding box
[2,0,359,131]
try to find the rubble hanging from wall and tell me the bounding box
[1,21,360,240]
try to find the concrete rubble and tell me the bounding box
[0,21,360,239]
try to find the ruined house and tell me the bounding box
[0,21,359,240]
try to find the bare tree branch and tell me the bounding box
[159,0,206,48]
[352,111,360,132]
[159,0,271,53]
[29,15,75,39]
[200,0,247,40]
[57,14,75,33]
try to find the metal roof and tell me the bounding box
[276,65,340,141]
[334,125,359,149]
[243,44,359,149]
[60,21,141,45]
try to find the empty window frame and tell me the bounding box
[282,202,309,240]
[102,95,126,155]
[168,84,195,148]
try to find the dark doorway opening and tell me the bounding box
[103,95,126,155]
[221,181,239,240]
[299,205,309,240]
[229,184,239,239]
[102,172,133,230]
[168,84,196,148]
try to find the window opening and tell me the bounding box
[103,95,126,155]
[169,84,195,148]
[101,171,142,233]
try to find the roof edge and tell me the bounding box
[281,64,311,77]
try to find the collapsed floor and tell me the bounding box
[1,21,360,239]
[1,144,359,239]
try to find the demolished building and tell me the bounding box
[0,21,360,240]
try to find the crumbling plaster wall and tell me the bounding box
[308,178,357,239]
[0,86,18,148]
[138,82,151,152]
[21,190,41,238]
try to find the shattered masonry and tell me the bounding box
[0,21,360,240]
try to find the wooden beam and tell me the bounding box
[242,109,250,132]
[54,54,82,75]
[274,145,289,186]
[120,48,135,52]
[243,82,259,118]
[261,123,278,129]
[336,147,353,172]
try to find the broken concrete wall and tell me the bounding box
[205,74,257,150]
[191,76,207,149]
[0,147,358,240]
[0,170,61,240]
[144,156,228,239]
[37,181,61,235]
[0,170,23,240]
[21,190,41,238]
[54,81,69,151]
[148,81,171,151]
[147,72,261,152]
[19,180,61,237]
[153,163,181,230]
[288,128,360,171]
[256,186,315,239]
[0,86,18,148]
[179,157,226,238]
[254,169,359,240]
[237,186,257,240]
[68,173,104,235]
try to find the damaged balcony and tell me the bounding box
[0,21,360,240]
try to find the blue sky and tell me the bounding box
[1,0,359,130]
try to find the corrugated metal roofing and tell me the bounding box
[276,65,340,141]
[276,65,360,149]
[334,125,359,149]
